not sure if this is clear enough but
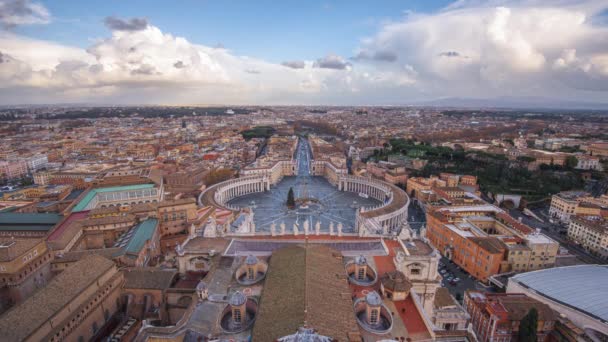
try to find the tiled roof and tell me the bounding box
[469,236,506,254]
[434,287,457,308]
[51,247,122,263]
[252,244,359,341]
[81,214,137,227]
[0,238,43,262]
[0,255,115,341]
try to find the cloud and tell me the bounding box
[353,50,398,62]
[313,54,351,70]
[0,0,50,28]
[103,16,148,31]
[281,60,305,69]
[355,0,608,97]
[438,51,461,57]
[131,63,159,76]
[1,1,608,105]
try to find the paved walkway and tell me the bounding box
[229,138,381,233]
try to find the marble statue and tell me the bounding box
[270,222,276,236]
[293,223,299,236]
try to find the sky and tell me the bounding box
[0,0,608,106]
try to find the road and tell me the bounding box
[407,200,426,232]
[438,256,493,300]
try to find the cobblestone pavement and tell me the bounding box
[229,138,381,233]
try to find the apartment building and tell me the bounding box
[464,291,556,342]
[426,205,558,282]
[549,191,590,224]
[568,216,608,260]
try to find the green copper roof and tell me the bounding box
[72,184,155,212]
[124,218,158,255]
[0,213,62,231]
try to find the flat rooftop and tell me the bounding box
[224,237,388,257]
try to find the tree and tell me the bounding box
[203,168,234,186]
[565,156,578,169]
[286,187,296,209]
[518,308,539,342]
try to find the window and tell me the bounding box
[411,268,420,276]
[358,268,365,280]
[370,309,379,324]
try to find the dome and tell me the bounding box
[278,327,333,342]
[245,254,258,265]
[380,270,412,292]
[229,291,247,306]
[355,255,367,265]
[365,291,382,306]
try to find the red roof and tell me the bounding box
[373,239,401,276]
[203,153,219,160]
[394,296,432,339]
[47,211,89,241]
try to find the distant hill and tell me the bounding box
[413,96,608,111]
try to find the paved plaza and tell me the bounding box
[229,138,381,233]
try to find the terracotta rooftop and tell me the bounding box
[81,214,136,227]
[51,247,122,263]
[252,244,360,341]
[469,236,506,254]
[380,270,412,293]
[434,287,457,308]
[0,255,115,341]
[0,238,44,262]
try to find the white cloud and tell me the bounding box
[0,1,607,105]
[356,0,608,98]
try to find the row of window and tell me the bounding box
[49,277,119,341]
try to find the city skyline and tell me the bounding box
[1,0,608,107]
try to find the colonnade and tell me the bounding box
[340,175,410,234]
[198,176,270,211]
[338,175,390,203]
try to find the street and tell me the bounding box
[407,200,426,232]
[438,256,493,301]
